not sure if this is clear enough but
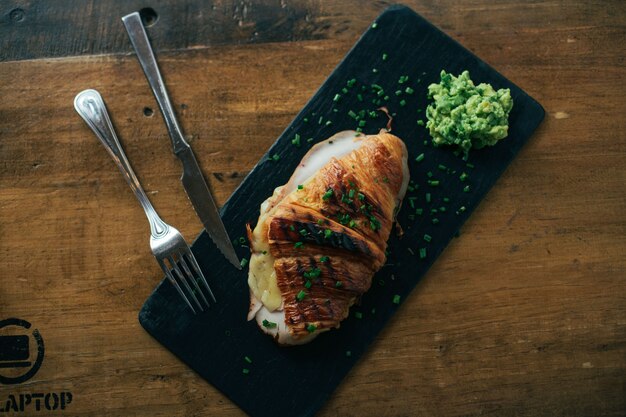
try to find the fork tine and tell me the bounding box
[158,258,197,314]
[184,249,216,303]
[179,253,210,309]
[168,255,204,313]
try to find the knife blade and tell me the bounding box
[122,12,241,270]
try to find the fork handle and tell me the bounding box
[74,89,169,238]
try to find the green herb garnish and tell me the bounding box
[262,319,277,328]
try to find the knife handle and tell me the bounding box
[122,12,189,155]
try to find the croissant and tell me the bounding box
[247,130,409,344]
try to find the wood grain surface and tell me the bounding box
[0,1,624,416]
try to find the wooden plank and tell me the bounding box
[2,0,625,62]
[0,1,625,416]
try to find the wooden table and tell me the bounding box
[1,1,624,415]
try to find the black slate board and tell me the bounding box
[139,5,544,417]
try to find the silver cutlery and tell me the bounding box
[74,89,215,314]
[122,12,241,270]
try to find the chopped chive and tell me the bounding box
[303,267,321,279]
[346,350,352,357]
[358,119,366,127]
[460,172,469,182]
[307,137,314,143]
[443,197,450,203]
[298,184,304,190]
[347,78,356,87]
[423,234,432,242]
[304,280,312,289]
[240,258,249,268]
[354,311,363,319]
[415,153,425,162]
[466,162,475,168]
[322,189,334,200]
[342,87,348,94]
[317,219,324,225]
[408,196,417,209]
[299,228,308,236]
[262,319,277,328]
[398,75,409,84]
[294,242,304,249]
[419,247,427,259]
[463,185,471,192]
[296,290,307,301]
[426,193,431,203]
[320,256,330,263]
[325,120,332,126]
[318,116,323,125]
[371,22,378,29]
[432,218,440,224]
[369,216,381,231]
[382,53,388,61]
[333,94,341,102]
[348,110,358,119]
[357,93,363,102]
[415,208,423,215]
[417,120,425,126]
[358,192,365,201]
[324,229,333,239]
[405,87,414,94]
[271,154,280,161]
[428,180,440,186]
[427,171,433,178]
[349,219,356,228]
[303,117,309,123]
[291,134,301,147]
[306,323,317,332]
[399,99,407,107]
[392,294,401,304]
[438,164,447,171]
[439,206,447,212]
[289,225,295,231]
[395,89,403,96]
[335,280,343,288]
[243,368,250,375]
[372,68,378,73]
[262,250,267,255]
[383,95,389,101]
[244,356,252,364]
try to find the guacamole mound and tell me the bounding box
[425,70,513,152]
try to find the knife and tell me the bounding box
[122,12,241,270]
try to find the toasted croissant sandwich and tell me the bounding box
[247,130,409,345]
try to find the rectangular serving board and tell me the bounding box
[139,5,545,417]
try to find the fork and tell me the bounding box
[74,89,215,314]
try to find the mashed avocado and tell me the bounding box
[425,70,513,152]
